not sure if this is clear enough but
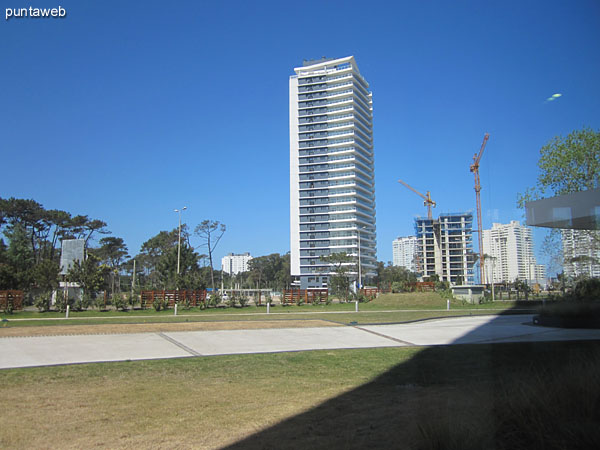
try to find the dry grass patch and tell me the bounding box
[0,319,340,337]
[1,342,599,449]
[0,348,418,449]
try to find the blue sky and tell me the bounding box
[1,0,599,273]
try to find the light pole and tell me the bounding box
[174,206,187,275]
[357,226,366,290]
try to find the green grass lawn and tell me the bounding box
[1,340,598,449]
[1,292,537,328]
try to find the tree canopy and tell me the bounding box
[517,128,600,276]
[518,127,599,206]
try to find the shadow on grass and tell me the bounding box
[225,305,600,450]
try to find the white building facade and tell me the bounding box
[221,253,253,276]
[392,236,417,272]
[562,230,600,278]
[289,56,377,289]
[482,221,546,286]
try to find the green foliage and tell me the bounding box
[356,292,369,303]
[0,197,109,277]
[263,292,272,306]
[34,292,52,312]
[375,262,418,288]
[94,295,106,310]
[516,128,600,271]
[152,297,165,312]
[435,280,450,291]
[54,295,73,313]
[571,277,600,301]
[138,226,201,290]
[513,279,531,301]
[127,292,138,309]
[321,252,354,302]
[391,280,414,293]
[226,294,237,308]
[2,298,14,314]
[113,295,128,311]
[208,292,221,308]
[238,296,249,307]
[0,223,34,290]
[31,259,60,292]
[247,253,294,292]
[67,254,110,299]
[520,128,600,203]
[73,293,92,311]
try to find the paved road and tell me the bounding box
[2,314,600,369]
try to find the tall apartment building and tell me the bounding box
[221,253,253,276]
[289,56,377,289]
[482,221,546,285]
[562,229,600,278]
[392,236,417,272]
[414,213,475,285]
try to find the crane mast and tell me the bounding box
[470,133,489,284]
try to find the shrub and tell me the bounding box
[113,295,128,311]
[127,293,138,309]
[73,294,92,311]
[572,278,600,302]
[227,294,236,308]
[208,293,221,308]
[391,281,409,293]
[54,295,74,313]
[94,296,106,310]
[34,292,51,312]
[239,296,249,307]
[263,293,272,306]
[3,299,14,314]
[153,298,163,312]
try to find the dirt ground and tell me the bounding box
[0,319,340,337]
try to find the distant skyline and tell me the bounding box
[2,1,599,274]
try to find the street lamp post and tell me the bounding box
[357,229,362,290]
[357,226,366,290]
[174,206,187,275]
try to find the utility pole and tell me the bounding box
[131,258,136,297]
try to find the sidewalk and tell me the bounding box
[2,315,600,369]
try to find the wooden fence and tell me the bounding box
[0,290,24,311]
[360,288,379,299]
[282,289,328,305]
[140,290,207,309]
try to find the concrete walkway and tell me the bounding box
[2,315,600,369]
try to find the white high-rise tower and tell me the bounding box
[289,56,376,289]
[482,221,546,286]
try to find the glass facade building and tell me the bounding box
[289,56,377,289]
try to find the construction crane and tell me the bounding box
[398,179,436,220]
[470,133,490,284]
